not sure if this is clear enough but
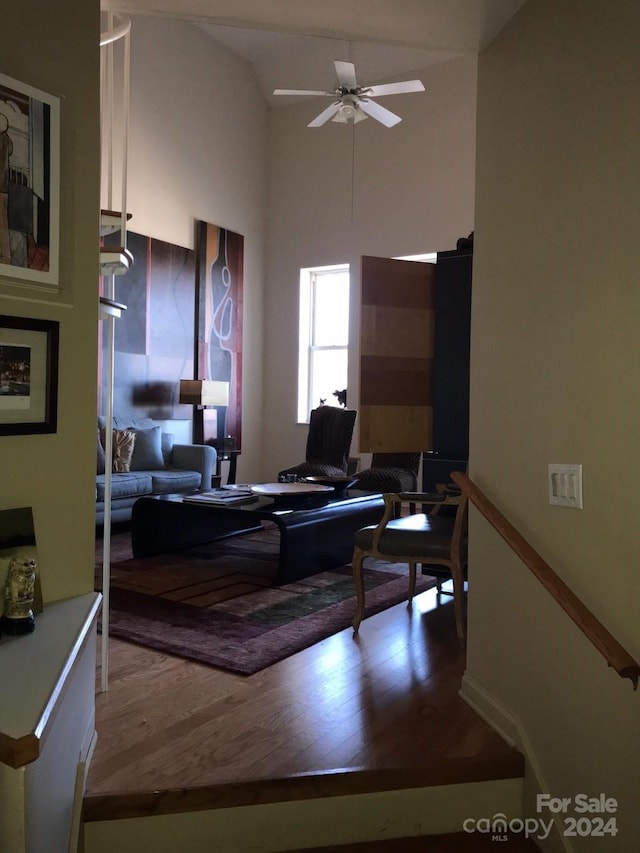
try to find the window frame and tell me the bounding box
[297,263,350,423]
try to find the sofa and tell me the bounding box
[96,416,215,525]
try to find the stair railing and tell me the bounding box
[98,9,132,693]
[450,471,640,690]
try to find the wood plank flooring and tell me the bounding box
[86,583,519,805]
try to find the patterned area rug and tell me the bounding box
[95,526,438,676]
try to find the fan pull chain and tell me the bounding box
[351,124,356,222]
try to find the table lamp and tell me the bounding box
[179,379,229,446]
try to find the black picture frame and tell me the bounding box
[0,315,59,435]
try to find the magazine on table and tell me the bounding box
[182,488,257,506]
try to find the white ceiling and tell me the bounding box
[105,0,528,107]
[195,25,460,108]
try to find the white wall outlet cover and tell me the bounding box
[548,463,583,509]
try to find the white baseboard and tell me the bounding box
[72,725,97,853]
[80,714,97,767]
[69,761,87,853]
[460,671,572,853]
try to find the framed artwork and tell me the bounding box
[195,221,244,449]
[0,315,59,435]
[0,73,60,287]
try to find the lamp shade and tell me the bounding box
[179,379,229,407]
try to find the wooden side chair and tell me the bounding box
[351,488,469,643]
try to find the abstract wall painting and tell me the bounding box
[195,221,244,450]
[0,73,60,287]
[99,230,195,421]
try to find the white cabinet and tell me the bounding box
[0,593,101,853]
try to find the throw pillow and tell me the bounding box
[131,426,165,470]
[161,432,174,466]
[100,428,136,473]
[97,429,105,475]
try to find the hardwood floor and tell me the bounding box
[86,584,519,802]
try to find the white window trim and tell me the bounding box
[297,263,349,423]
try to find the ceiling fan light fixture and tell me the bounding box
[331,102,367,124]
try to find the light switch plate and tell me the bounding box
[548,463,583,508]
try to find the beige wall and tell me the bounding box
[0,0,99,604]
[118,14,269,482]
[469,0,640,847]
[264,55,477,478]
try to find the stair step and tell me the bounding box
[296,831,541,851]
[98,296,127,319]
[84,754,524,823]
[83,756,525,852]
[99,246,133,276]
[100,208,132,236]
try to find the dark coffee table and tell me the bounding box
[131,489,384,584]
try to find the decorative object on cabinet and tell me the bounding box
[0,73,60,288]
[0,315,59,435]
[1,555,38,635]
[0,506,43,637]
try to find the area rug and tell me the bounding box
[95,527,438,676]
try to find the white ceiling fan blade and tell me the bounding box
[334,60,357,89]
[308,101,342,128]
[273,88,332,96]
[365,80,425,97]
[357,98,402,127]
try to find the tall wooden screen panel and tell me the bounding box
[359,256,434,452]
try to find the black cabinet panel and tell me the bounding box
[432,249,472,459]
[421,454,468,491]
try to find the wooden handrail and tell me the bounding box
[450,472,640,690]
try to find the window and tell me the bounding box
[298,264,350,422]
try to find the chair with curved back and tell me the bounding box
[351,487,468,643]
[278,405,358,480]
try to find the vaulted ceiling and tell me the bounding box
[103,0,528,106]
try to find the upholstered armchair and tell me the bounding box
[278,405,357,480]
[351,488,469,643]
[352,452,422,494]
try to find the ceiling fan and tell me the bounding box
[273,60,425,128]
